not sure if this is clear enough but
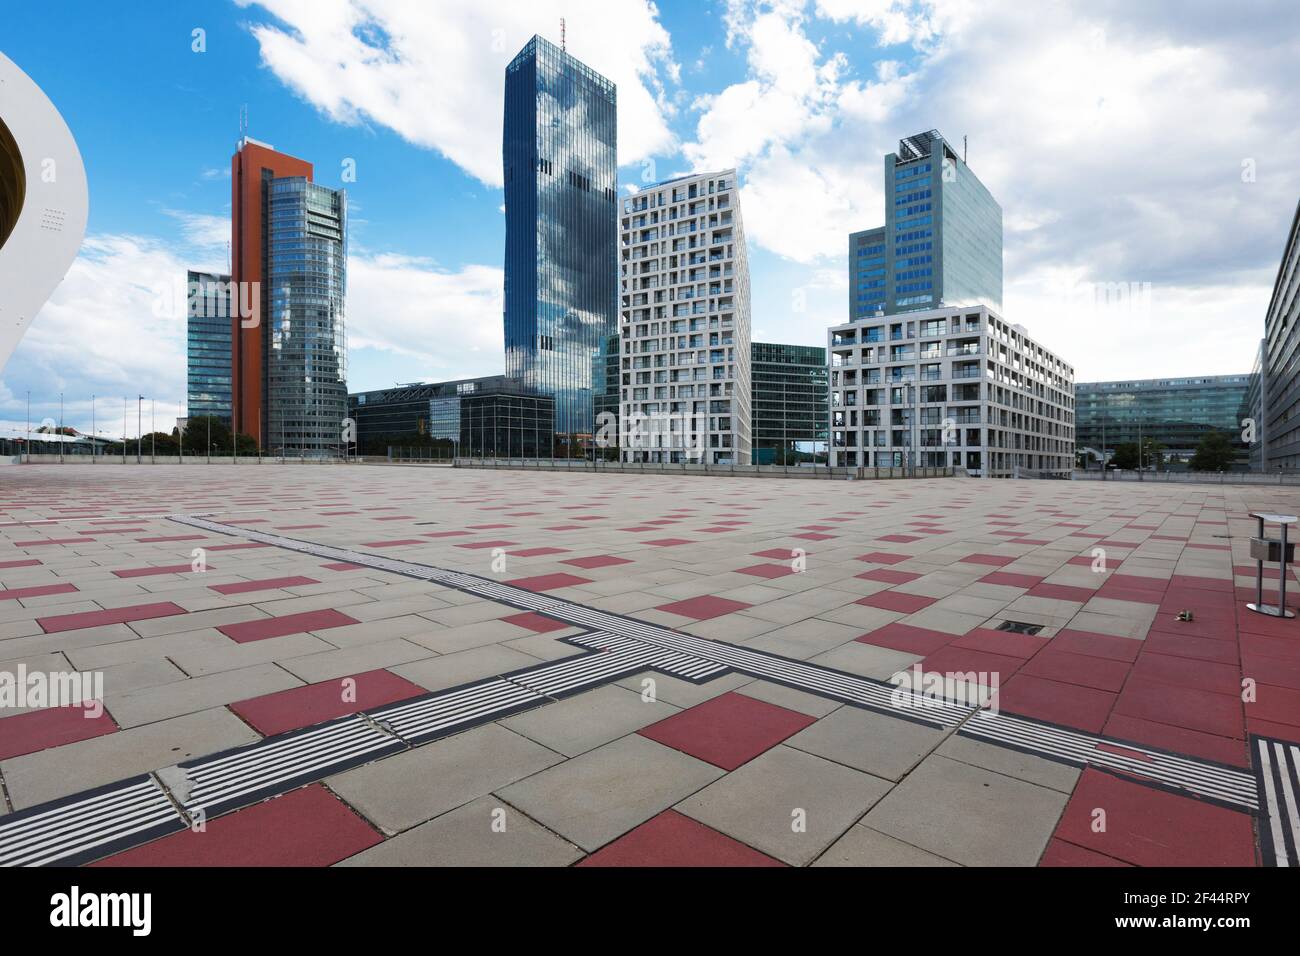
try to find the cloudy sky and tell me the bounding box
[4,0,1298,437]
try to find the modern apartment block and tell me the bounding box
[231,137,347,455]
[851,130,1002,320]
[618,169,752,464]
[348,376,554,458]
[1075,375,1250,464]
[502,34,617,441]
[1257,200,1300,469]
[751,342,827,463]
[828,305,1074,477]
[185,270,233,423]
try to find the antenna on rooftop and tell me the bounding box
[239,104,248,141]
[963,135,967,164]
[561,18,566,52]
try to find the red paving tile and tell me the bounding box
[218,608,359,644]
[878,533,921,543]
[561,555,633,569]
[638,692,814,770]
[856,590,936,614]
[1050,628,1142,662]
[655,595,752,620]
[503,572,593,592]
[1242,649,1300,690]
[0,705,117,760]
[641,538,693,547]
[1019,647,1131,692]
[1143,630,1238,665]
[321,561,365,571]
[1051,769,1256,867]
[509,547,569,557]
[0,583,78,600]
[1131,651,1240,696]
[752,547,797,559]
[858,622,953,655]
[1102,713,1248,768]
[1246,682,1300,731]
[979,571,1044,588]
[857,568,921,585]
[1113,676,1244,739]
[93,784,381,867]
[1039,838,1131,867]
[736,563,796,579]
[111,564,202,580]
[950,627,1048,660]
[206,542,272,552]
[921,645,1025,682]
[37,601,186,634]
[960,554,1016,567]
[994,674,1117,734]
[0,559,42,569]
[209,576,319,595]
[501,611,572,633]
[579,810,784,867]
[229,670,427,735]
[855,551,910,565]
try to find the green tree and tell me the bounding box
[1190,431,1235,472]
[1110,442,1139,470]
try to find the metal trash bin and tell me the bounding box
[1247,512,1297,619]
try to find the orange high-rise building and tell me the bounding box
[230,138,313,446]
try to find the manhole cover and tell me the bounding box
[996,620,1043,635]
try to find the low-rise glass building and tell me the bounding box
[1075,375,1250,464]
[348,376,553,458]
[750,342,827,463]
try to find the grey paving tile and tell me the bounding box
[861,754,1068,866]
[328,724,562,834]
[785,706,947,780]
[335,794,583,867]
[676,745,892,866]
[1,707,261,809]
[813,824,960,867]
[496,734,722,851]
[501,684,679,756]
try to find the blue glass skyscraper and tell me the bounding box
[850,130,1002,319]
[502,34,618,440]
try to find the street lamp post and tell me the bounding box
[136,395,143,464]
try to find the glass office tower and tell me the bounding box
[850,130,1002,319]
[264,177,347,456]
[502,34,618,440]
[186,270,233,423]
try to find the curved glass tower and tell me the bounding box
[502,35,617,442]
[265,177,348,456]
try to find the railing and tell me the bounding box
[455,458,956,480]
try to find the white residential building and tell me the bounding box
[618,170,751,464]
[827,305,1075,477]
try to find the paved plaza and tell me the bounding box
[0,464,1297,867]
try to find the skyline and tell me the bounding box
[2,0,1299,438]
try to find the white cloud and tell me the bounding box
[687,0,1300,380]
[235,0,679,186]
[347,254,504,375]
[0,228,507,436]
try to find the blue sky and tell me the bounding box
[4,0,1299,437]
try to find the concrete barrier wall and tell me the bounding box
[453,458,957,480]
[15,455,354,466]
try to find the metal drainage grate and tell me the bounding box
[996,620,1043,636]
